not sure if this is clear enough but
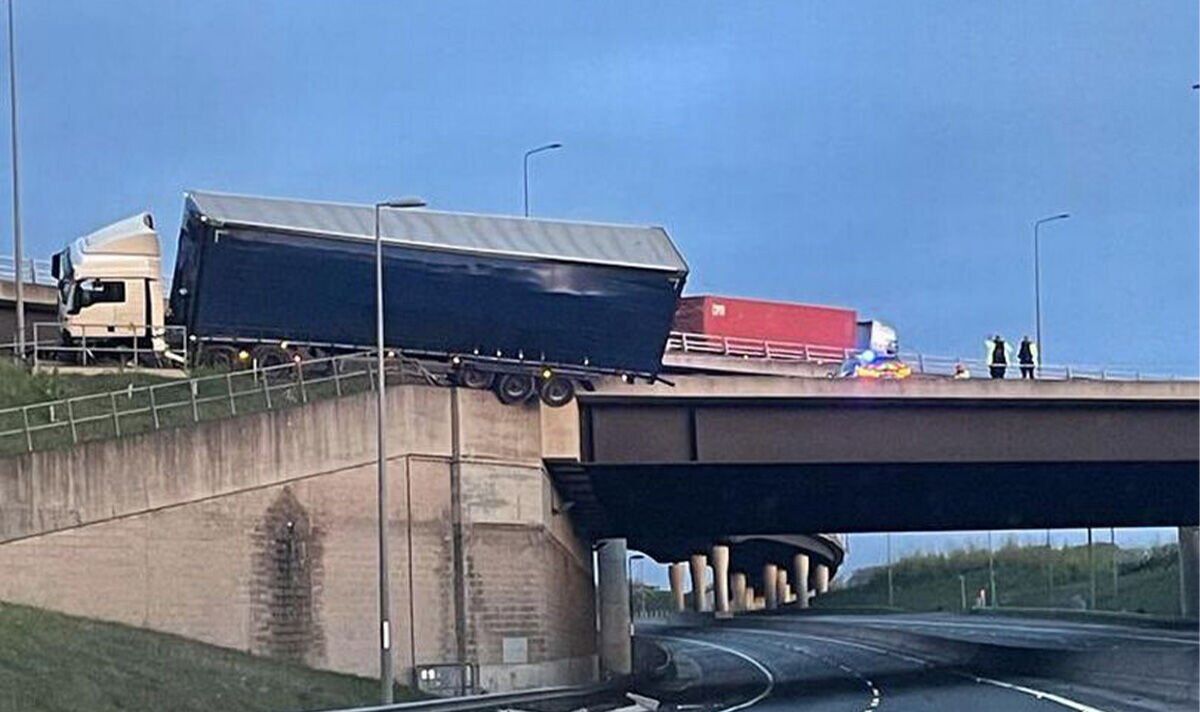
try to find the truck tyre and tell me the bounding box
[458,365,494,390]
[198,344,238,371]
[539,375,575,408]
[494,373,535,405]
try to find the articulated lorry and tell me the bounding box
[51,190,689,406]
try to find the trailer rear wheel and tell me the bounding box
[198,345,238,371]
[538,375,575,408]
[494,373,535,405]
[458,365,494,390]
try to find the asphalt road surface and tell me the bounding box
[637,614,1198,712]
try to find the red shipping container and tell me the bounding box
[673,295,857,348]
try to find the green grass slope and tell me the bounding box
[0,602,418,712]
[815,542,1183,616]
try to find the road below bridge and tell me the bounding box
[635,613,1199,711]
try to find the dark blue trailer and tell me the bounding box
[168,191,688,405]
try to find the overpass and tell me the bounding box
[0,259,58,347]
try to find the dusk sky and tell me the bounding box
[2,2,1194,574]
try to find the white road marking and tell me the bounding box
[650,635,774,712]
[968,674,1108,712]
[726,626,1113,712]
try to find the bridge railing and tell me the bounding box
[0,256,55,286]
[0,350,435,456]
[665,331,1189,382]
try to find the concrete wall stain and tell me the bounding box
[251,486,326,665]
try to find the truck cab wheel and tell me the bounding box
[458,365,494,390]
[539,375,576,408]
[494,373,535,405]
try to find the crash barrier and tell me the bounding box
[0,351,435,456]
[0,256,55,286]
[326,683,618,712]
[665,331,1190,381]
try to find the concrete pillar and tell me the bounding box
[689,554,709,612]
[814,563,830,595]
[744,584,756,611]
[1180,527,1199,619]
[668,563,687,612]
[597,538,631,677]
[731,572,748,612]
[763,563,779,610]
[712,545,731,616]
[793,553,810,609]
[776,568,789,607]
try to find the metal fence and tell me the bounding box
[665,331,1189,382]
[31,322,189,367]
[0,255,55,286]
[0,351,434,456]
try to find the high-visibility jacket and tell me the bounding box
[1018,340,1039,365]
[984,339,1012,366]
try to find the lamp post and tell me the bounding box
[6,0,22,358]
[988,531,997,608]
[1033,213,1070,367]
[523,142,562,217]
[374,196,426,704]
[886,533,894,608]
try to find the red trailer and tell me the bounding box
[673,295,857,349]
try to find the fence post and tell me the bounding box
[296,360,307,403]
[261,371,273,410]
[149,386,160,429]
[82,333,88,367]
[110,391,121,437]
[226,373,237,415]
[190,379,200,422]
[917,353,926,374]
[21,406,32,452]
[66,398,78,444]
[332,358,343,396]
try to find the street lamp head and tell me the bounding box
[546,142,563,149]
[1054,212,1070,219]
[378,197,427,209]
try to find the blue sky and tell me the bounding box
[3,3,1195,572]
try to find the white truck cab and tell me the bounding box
[51,213,168,347]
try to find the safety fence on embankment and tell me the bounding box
[0,352,434,457]
[325,683,620,712]
[666,330,1194,381]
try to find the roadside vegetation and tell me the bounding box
[816,541,1183,616]
[0,602,418,712]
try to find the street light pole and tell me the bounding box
[1033,213,1070,367]
[6,0,22,358]
[523,142,562,217]
[374,197,426,704]
[988,531,997,608]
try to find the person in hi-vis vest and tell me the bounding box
[985,334,1012,379]
[1018,336,1039,379]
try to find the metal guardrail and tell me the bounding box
[329,684,616,712]
[0,350,435,455]
[665,331,1191,382]
[0,255,55,286]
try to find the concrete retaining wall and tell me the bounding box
[0,384,596,690]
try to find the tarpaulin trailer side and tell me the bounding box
[168,192,688,377]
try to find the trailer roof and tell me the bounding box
[185,190,688,274]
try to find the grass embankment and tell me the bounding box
[815,542,1183,616]
[0,602,417,712]
[0,358,376,456]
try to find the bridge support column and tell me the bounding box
[776,568,789,607]
[1180,527,1199,619]
[597,538,631,678]
[793,553,810,609]
[731,572,747,612]
[689,554,709,612]
[745,585,757,610]
[814,563,830,596]
[668,563,687,612]
[763,563,779,610]
[712,545,731,616]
